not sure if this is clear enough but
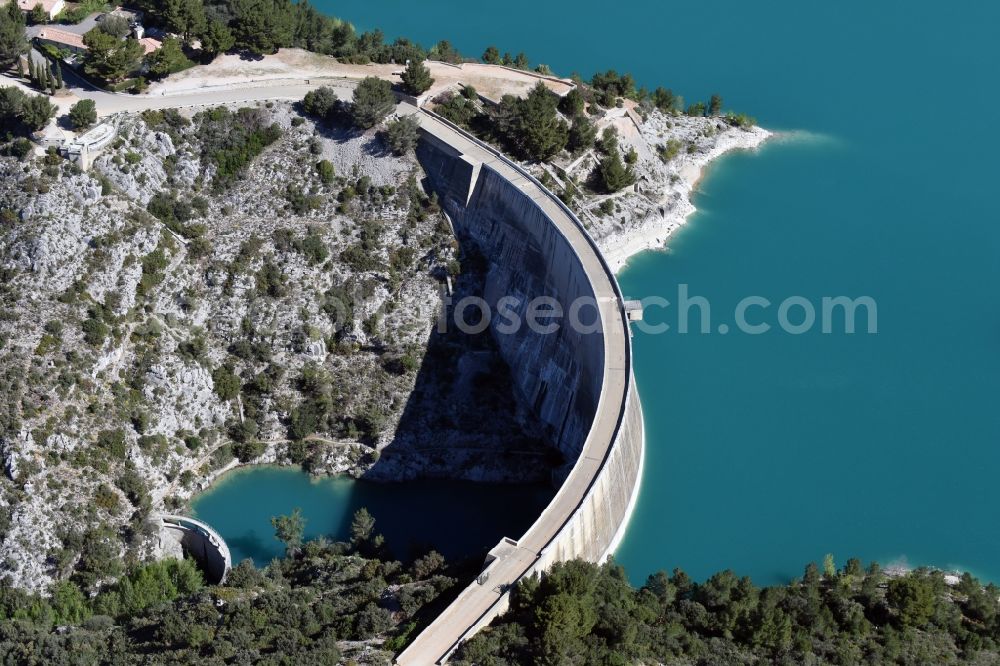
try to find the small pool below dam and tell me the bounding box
[190,466,555,566]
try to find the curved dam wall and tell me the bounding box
[422,148,603,464]
[398,108,644,665]
[159,515,232,585]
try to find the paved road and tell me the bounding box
[56,66,359,116]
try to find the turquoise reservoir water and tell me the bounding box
[206,1,1000,585]
[191,467,553,566]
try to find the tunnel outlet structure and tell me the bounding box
[159,514,232,585]
[397,107,645,665]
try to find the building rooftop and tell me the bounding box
[139,37,161,55]
[35,29,162,56]
[17,0,62,13]
[35,27,85,50]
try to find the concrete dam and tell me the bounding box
[397,108,645,664]
[158,514,232,584]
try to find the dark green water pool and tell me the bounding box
[190,466,554,566]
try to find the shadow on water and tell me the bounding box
[225,530,273,564]
[192,468,555,567]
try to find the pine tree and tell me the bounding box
[0,2,27,69]
[514,81,569,161]
[482,45,500,64]
[400,58,433,96]
[16,56,24,79]
[709,93,723,116]
[596,144,635,193]
[567,113,596,154]
[351,76,395,129]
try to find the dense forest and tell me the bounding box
[0,508,465,664]
[455,558,1000,666]
[4,523,999,666]
[124,0,450,62]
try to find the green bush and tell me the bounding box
[96,428,127,459]
[68,99,97,130]
[81,316,109,346]
[315,158,335,183]
[301,86,339,119]
[384,115,419,155]
[351,77,395,129]
[400,58,433,95]
[211,365,240,400]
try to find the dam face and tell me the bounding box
[401,109,644,664]
[159,515,232,585]
[424,156,604,467]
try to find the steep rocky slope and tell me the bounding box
[0,102,542,593]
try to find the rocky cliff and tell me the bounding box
[0,101,541,592]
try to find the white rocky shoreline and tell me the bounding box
[597,122,772,272]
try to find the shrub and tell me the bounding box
[315,159,334,183]
[351,77,395,129]
[81,316,109,346]
[400,58,433,95]
[8,138,32,159]
[233,438,265,462]
[68,99,97,130]
[384,115,419,155]
[657,139,682,162]
[301,86,339,119]
[212,365,240,401]
[566,113,596,154]
[724,111,757,129]
[20,94,56,131]
[96,429,127,459]
[595,144,635,193]
[145,37,193,79]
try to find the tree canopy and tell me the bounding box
[596,143,635,193]
[494,82,568,161]
[19,94,56,132]
[163,0,206,41]
[271,507,306,554]
[99,14,132,39]
[146,37,193,79]
[384,115,419,155]
[482,45,501,64]
[456,559,1000,666]
[199,20,235,58]
[230,0,294,55]
[566,113,596,154]
[68,99,97,130]
[709,93,723,116]
[400,58,433,96]
[82,29,144,82]
[301,85,339,120]
[351,76,395,129]
[0,2,27,70]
